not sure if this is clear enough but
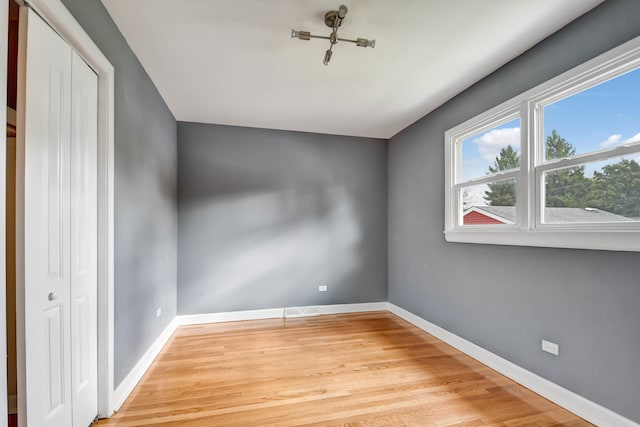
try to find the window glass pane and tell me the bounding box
[459,118,520,182]
[460,178,517,225]
[542,155,640,223]
[543,67,640,162]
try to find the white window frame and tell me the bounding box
[444,34,640,252]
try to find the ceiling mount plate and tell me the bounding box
[324,10,343,28]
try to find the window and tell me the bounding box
[456,116,521,227]
[445,36,640,252]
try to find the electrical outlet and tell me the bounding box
[156,307,162,318]
[541,339,559,356]
[318,285,328,292]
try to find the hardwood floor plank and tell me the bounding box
[96,312,591,426]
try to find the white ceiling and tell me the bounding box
[101,0,602,139]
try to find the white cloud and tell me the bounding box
[600,132,640,147]
[600,134,622,147]
[472,127,520,162]
[624,132,640,143]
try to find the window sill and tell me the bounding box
[444,229,640,252]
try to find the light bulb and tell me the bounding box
[323,49,332,65]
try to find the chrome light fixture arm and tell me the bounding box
[291,5,376,65]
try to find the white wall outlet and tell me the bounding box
[541,339,559,356]
[156,307,162,318]
[318,285,328,292]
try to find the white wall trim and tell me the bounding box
[318,302,388,315]
[178,308,285,326]
[113,318,179,412]
[177,302,389,325]
[387,303,639,427]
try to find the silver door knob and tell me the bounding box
[48,292,57,301]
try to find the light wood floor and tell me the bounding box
[96,312,591,426]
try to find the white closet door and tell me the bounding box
[21,7,73,427]
[70,51,98,427]
[20,8,99,427]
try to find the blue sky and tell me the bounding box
[544,68,640,159]
[460,67,640,183]
[461,118,520,181]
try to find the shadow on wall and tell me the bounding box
[179,185,363,314]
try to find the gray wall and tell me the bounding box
[60,0,178,387]
[178,123,386,314]
[388,0,640,422]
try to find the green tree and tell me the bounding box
[545,130,575,160]
[484,145,519,206]
[481,129,640,218]
[544,130,589,207]
[586,158,640,217]
[488,145,520,174]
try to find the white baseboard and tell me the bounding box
[8,394,16,414]
[178,308,285,325]
[318,302,388,315]
[113,317,179,411]
[387,303,638,427]
[177,302,389,325]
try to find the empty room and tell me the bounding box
[2,0,640,426]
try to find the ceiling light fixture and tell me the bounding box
[291,5,376,66]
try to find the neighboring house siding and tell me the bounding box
[463,211,504,225]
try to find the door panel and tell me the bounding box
[44,305,64,412]
[46,67,65,279]
[70,50,98,427]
